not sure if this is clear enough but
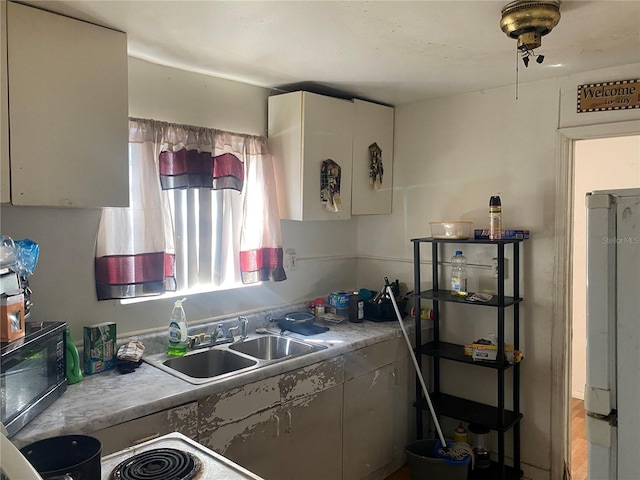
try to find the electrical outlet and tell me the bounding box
[285,248,297,271]
[491,258,508,278]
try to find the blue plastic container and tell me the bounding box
[405,439,470,480]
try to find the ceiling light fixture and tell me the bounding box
[501,0,560,98]
[500,0,560,67]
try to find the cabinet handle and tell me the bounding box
[285,410,292,434]
[132,433,160,445]
[389,368,398,389]
[273,413,280,438]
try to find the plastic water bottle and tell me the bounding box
[450,251,468,297]
[168,298,189,356]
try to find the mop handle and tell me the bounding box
[386,285,448,448]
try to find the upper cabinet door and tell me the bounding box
[269,91,354,221]
[1,2,10,204]
[6,2,129,207]
[351,99,394,215]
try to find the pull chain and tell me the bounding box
[515,45,520,100]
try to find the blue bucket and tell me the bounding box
[405,439,470,480]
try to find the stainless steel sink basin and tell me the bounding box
[144,334,328,385]
[229,335,323,360]
[145,348,258,384]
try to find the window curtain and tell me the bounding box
[95,118,286,301]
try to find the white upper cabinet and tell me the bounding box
[268,91,394,221]
[351,99,394,215]
[4,2,129,207]
[1,2,9,204]
[269,91,354,221]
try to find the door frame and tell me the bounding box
[551,120,640,479]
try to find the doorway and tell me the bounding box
[568,134,640,479]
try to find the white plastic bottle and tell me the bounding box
[450,251,468,297]
[167,298,189,356]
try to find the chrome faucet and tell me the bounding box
[188,323,233,349]
[212,323,226,341]
[226,317,249,342]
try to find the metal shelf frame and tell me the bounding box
[411,237,524,480]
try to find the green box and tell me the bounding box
[83,322,117,375]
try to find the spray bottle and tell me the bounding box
[168,298,189,356]
[489,195,502,240]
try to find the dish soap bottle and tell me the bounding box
[450,251,468,297]
[168,298,189,356]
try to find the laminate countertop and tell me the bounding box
[11,311,428,449]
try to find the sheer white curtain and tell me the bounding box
[95,118,285,301]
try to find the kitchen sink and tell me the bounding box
[144,335,327,385]
[145,348,259,384]
[163,348,257,378]
[229,335,325,360]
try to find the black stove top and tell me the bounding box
[110,448,201,480]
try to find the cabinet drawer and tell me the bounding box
[343,337,407,381]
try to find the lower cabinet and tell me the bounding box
[92,402,198,456]
[90,341,414,480]
[342,338,413,480]
[344,363,395,479]
[199,358,344,480]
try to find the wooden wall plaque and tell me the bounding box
[577,79,640,113]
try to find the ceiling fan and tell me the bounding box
[500,0,561,67]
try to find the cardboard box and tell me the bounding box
[474,229,530,240]
[328,291,351,308]
[1,294,25,342]
[84,322,117,375]
[465,343,514,362]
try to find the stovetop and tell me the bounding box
[100,432,263,480]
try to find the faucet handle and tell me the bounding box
[226,325,239,340]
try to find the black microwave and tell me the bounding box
[1,321,67,437]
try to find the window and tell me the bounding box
[95,118,286,301]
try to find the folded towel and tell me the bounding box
[277,320,329,336]
[117,358,143,374]
[117,341,145,362]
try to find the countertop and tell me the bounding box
[12,314,427,449]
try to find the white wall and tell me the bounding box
[357,63,640,479]
[2,51,640,479]
[571,136,640,399]
[0,57,358,342]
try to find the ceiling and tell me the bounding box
[23,0,640,106]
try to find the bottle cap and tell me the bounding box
[174,297,187,307]
[490,196,501,206]
[455,250,463,255]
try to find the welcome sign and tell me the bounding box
[577,79,640,113]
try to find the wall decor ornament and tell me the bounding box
[320,159,343,212]
[368,142,383,190]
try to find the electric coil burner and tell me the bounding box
[100,432,264,480]
[111,448,201,480]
